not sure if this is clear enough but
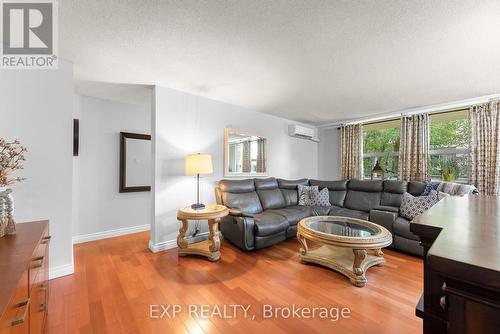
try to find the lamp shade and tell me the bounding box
[185,153,213,175]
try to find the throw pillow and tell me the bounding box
[298,185,319,206]
[400,190,438,220]
[421,181,440,196]
[311,187,330,206]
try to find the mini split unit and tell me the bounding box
[288,124,320,142]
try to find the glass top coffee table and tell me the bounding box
[297,216,392,287]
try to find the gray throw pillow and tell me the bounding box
[298,185,318,206]
[400,190,438,220]
[311,187,330,206]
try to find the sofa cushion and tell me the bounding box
[257,188,286,210]
[372,205,399,213]
[309,180,347,206]
[254,177,279,190]
[219,179,255,193]
[381,181,408,207]
[344,190,381,212]
[383,180,408,194]
[277,178,309,189]
[348,180,383,192]
[222,191,263,215]
[394,217,419,241]
[408,181,428,196]
[253,212,289,236]
[328,206,369,220]
[277,178,309,206]
[400,191,438,220]
[267,206,313,226]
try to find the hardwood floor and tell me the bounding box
[45,232,423,333]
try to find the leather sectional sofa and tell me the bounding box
[214,177,427,256]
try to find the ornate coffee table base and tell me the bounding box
[297,216,392,288]
[177,218,221,261]
[299,245,385,287]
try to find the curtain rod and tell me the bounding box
[323,93,500,130]
[337,107,470,129]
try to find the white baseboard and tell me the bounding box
[148,232,209,253]
[49,263,74,280]
[73,224,150,244]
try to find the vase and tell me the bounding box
[0,187,16,237]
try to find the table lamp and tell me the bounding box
[185,153,213,210]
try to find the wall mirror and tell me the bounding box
[224,128,268,177]
[120,132,151,192]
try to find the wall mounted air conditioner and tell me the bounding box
[288,124,319,142]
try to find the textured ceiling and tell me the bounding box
[60,0,500,125]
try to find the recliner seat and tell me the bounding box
[215,177,428,256]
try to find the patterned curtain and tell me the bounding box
[340,124,363,179]
[398,113,430,182]
[256,139,266,173]
[242,141,251,173]
[469,101,500,195]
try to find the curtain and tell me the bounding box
[398,113,430,182]
[242,141,251,173]
[469,100,500,195]
[340,124,363,179]
[256,139,266,173]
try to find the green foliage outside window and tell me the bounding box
[362,116,469,181]
[363,127,400,179]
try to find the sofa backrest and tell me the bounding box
[344,180,383,212]
[254,177,287,210]
[309,180,348,207]
[277,178,309,206]
[381,180,408,207]
[217,177,431,214]
[217,179,263,215]
[408,181,427,196]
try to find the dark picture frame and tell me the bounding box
[119,132,151,193]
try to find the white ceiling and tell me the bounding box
[60,0,500,125]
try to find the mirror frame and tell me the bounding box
[223,128,268,177]
[119,132,152,193]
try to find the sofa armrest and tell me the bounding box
[228,208,255,218]
[369,209,398,241]
[372,205,399,213]
[219,215,255,250]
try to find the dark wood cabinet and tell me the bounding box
[0,221,49,334]
[411,197,500,334]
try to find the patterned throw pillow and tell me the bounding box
[298,185,319,206]
[400,190,439,220]
[421,181,440,196]
[311,187,331,206]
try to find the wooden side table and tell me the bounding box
[176,204,229,261]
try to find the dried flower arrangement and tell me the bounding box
[0,137,27,187]
[0,137,26,237]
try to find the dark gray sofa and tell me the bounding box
[214,177,427,256]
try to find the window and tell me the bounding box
[361,110,470,182]
[362,119,400,180]
[429,110,469,182]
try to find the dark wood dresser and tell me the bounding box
[410,196,500,333]
[0,221,50,334]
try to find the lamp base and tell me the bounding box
[191,203,206,210]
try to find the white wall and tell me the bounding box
[0,61,74,278]
[318,127,342,180]
[150,86,318,251]
[72,95,151,242]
